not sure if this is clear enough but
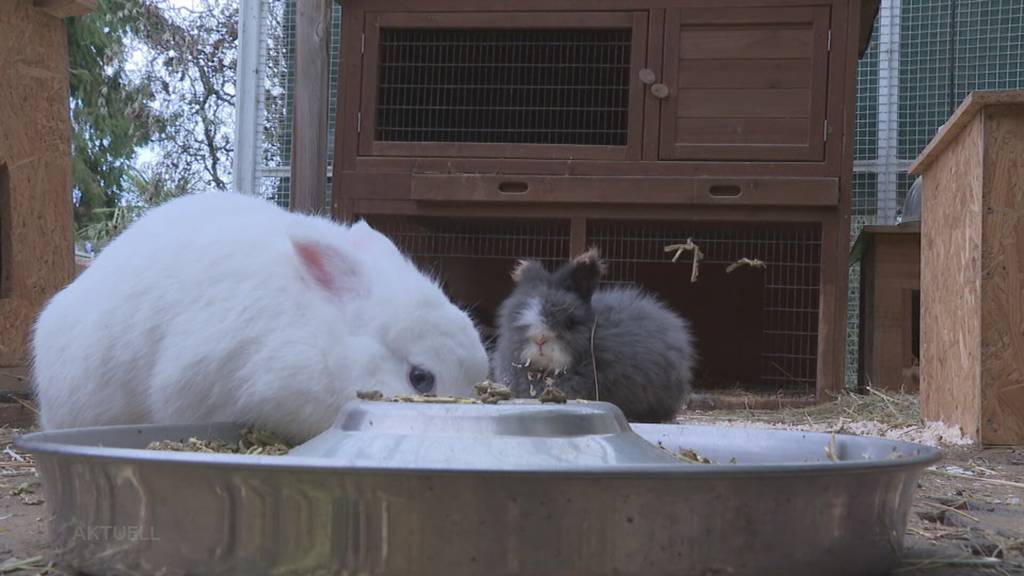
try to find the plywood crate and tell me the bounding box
[909,90,1024,445]
[850,225,921,393]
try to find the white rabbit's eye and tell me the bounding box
[409,366,436,394]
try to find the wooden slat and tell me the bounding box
[352,197,834,224]
[677,88,810,118]
[679,27,813,60]
[678,59,812,89]
[408,174,838,206]
[290,0,331,214]
[375,10,634,29]
[674,118,807,145]
[354,155,837,179]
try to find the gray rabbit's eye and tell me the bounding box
[408,366,436,394]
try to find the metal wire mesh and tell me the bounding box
[255,0,343,207]
[258,0,296,174]
[899,0,955,161]
[359,216,572,342]
[259,176,290,208]
[588,221,822,392]
[375,28,632,145]
[855,27,880,164]
[362,216,571,262]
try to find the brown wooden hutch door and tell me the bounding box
[658,6,831,162]
[358,11,649,161]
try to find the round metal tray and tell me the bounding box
[16,400,941,576]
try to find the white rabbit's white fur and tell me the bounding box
[32,192,488,442]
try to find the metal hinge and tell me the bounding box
[357,112,362,133]
[361,33,365,54]
[823,119,829,142]
[827,30,832,52]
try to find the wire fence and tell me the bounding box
[846,0,1024,386]
[255,0,342,207]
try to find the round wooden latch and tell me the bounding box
[639,68,657,85]
[650,83,670,99]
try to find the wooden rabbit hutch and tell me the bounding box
[331,0,879,399]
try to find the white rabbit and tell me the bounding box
[31,192,489,443]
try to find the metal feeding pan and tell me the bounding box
[16,399,941,576]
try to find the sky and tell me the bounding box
[135,0,234,166]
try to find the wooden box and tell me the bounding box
[331,0,879,398]
[850,225,921,393]
[910,90,1024,445]
[0,0,89,426]
[1,1,81,371]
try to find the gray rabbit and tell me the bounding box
[492,248,697,422]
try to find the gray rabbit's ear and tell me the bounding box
[510,259,548,283]
[564,247,606,302]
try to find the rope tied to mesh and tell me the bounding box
[664,239,703,283]
[725,258,767,274]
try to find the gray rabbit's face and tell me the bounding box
[501,250,605,374]
[511,289,593,373]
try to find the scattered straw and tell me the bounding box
[678,388,973,447]
[0,556,46,574]
[895,556,1010,573]
[824,433,840,462]
[922,500,981,523]
[676,448,712,464]
[8,395,38,415]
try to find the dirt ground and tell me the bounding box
[1,390,1022,575]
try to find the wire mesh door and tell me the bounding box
[358,11,649,160]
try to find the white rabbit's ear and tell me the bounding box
[290,236,363,296]
[348,219,401,257]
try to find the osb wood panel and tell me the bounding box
[920,113,984,440]
[979,106,1024,445]
[0,0,76,366]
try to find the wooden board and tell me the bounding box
[978,106,1024,444]
[917,92,1024,445]
[919,113,984,440]
[289,0,331,214]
